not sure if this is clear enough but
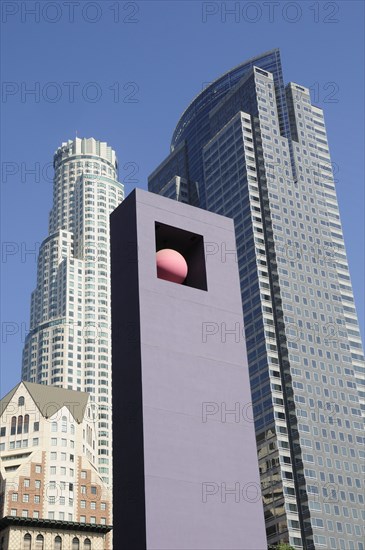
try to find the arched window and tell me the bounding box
[18,396,25,406]
[72,537,80,550]
[51,421,57,432]
[17,415,23,434]
[54,535,62,550]
[61,416,67,433]
[36,534,44,550]
[11,416,16,435]
[24,414,29,434]
[84,539,91,550]
[23,534,31,550]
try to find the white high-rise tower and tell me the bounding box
[22,137,124,487]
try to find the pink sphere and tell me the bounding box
[156,248,188,284]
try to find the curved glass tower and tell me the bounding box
[22,137,124,488]
[150,49,289,209]
[148,50,365,549]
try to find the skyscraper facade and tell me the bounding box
[21,138,124,488]
[148,50,365,549]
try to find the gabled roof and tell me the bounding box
[0,381,89,424]
[0,385,19,416]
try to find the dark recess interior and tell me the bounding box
[155,221,208,291]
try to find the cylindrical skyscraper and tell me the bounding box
[22,137,124,488]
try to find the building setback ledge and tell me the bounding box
[0,516,112,534]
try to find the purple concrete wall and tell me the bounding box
[111,189,266,550]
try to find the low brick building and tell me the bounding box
[0,381,112,549]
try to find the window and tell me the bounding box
[24,414,29,433]
[24,479,30,488]
[23,534,31,550]
[36,534,44,550]
[34,422,39,432]
[18,396,25,406]
[54,536,62,550]
[11,416,16,435]
[0,427,6,437]
[62,416,67,432]
[51,422,57,432]
[72,538,80,550]
[81,470,87,479]
[84,540,91,550]
[11,493,18,501]
[17,415,23,434]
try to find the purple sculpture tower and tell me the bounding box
[111,189,266,549]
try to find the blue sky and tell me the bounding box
[1,0,364,395]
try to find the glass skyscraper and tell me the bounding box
[148,49,365,549]
[21,137,124,488]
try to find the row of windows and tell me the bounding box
[51,418,75,433]
[12,486,106,508]
[1,415,78,439]
[19,534,91,550]
[1,437,39,451]
[10,508,107,527]
[9,415,30,435]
